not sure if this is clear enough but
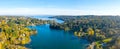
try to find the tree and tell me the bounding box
[74,32,77,36]
[87,28,94,36]
[1,20,6,24]
[0,42,2,49]
[64,27,70,31]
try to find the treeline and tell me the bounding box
[49,15,120,49]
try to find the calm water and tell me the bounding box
[26,16,89,49]
[30,16,64,23]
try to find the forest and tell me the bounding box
[0,16,52,49]
[49,15,120,49]
[0,16,120,49]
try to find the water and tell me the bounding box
[26,16,89,49]
[30,16,64,23]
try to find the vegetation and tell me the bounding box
[0,16,51,49]
[49,15,120,49]
[0,15,120,49]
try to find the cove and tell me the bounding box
[26,16,89,49]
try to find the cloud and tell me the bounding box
[0,8,120,15]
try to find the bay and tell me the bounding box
[26,16,89,49]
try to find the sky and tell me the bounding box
[0,0,120,15]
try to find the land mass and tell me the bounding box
[49,15,120,49]
[0,16,54,49]
[0,15,120,49]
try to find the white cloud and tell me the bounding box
[0,8,120,15]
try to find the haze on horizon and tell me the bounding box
[0,0,120,15]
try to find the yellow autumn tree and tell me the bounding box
[74,32,77,36]
[77,32,81,37]
[0,42,2,49]
[87,28,94,36]
[1,20,6,24]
